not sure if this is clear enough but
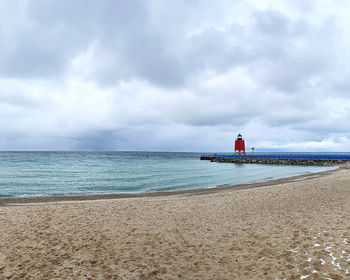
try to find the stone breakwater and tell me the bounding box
[208,157,350,166]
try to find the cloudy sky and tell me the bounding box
[1,0,350,152]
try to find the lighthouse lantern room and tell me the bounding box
[234,133,246,155]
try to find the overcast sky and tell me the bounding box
[1,0,350,152]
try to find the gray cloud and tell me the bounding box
[0,0,350,151]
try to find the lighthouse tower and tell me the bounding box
[234,133,246,155]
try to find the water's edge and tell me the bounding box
[0,164,344,206]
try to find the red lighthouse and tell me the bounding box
[234,133,246,155]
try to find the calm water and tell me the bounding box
[0,151,332,198]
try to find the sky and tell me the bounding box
[1,0,350,152]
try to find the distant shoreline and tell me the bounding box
[0,164,344,206]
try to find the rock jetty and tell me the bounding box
[210,157,348,166]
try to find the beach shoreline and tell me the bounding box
[0,164,342,206]
[1,164,350,279]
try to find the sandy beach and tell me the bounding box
[1,167,350,279]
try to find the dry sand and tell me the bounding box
[1,167,350,279]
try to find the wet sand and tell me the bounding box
[1,166,350,279]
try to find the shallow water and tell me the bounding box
[0,151,332,197]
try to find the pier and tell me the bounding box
[200,154,350,166]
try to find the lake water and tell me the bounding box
[0,151,333,197]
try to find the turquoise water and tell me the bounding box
[0,151,332,198]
